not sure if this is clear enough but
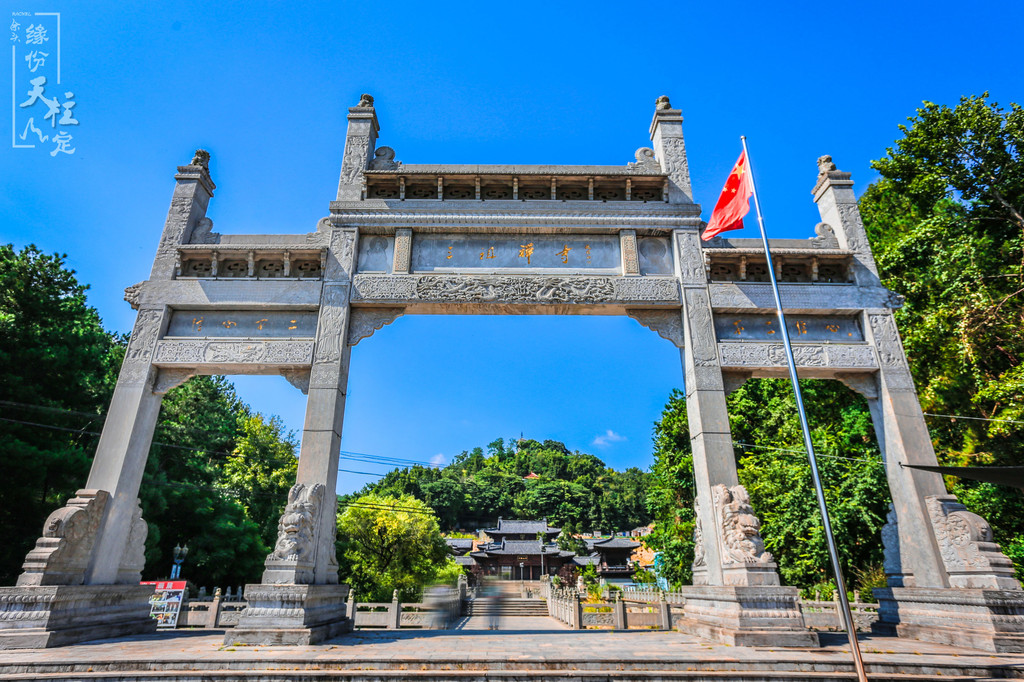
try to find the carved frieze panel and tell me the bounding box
[717,342,877,369]
[153,340,314,365]
[352,274,680,306]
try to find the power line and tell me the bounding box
[1,399,441,468]
[733,441,883,466]
[924,412,1024,426]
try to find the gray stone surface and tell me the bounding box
[0,584,155,649]
[230,584,351,646]
[7,95,1022,654]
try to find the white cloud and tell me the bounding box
[592,430,626,448]
[430,453,446,467]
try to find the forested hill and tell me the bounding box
[344,438,652,533]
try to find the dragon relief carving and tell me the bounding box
[339,137,371,189]
[713,484,773,565]
[270,483,325,562]
[17,490,110,586]
[693,498,707,568]
[869,314,904,367]
[684,289,718,366]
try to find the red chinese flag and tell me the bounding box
[702,150,753,241]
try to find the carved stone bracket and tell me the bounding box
[925,494,1020,590]
[835,371,879,399]
[722,371,752,395]
[152,368,195,395]
[280,369,311,394]
[18,490,110,586]
[626,309,683,348]
[347,308,404,346]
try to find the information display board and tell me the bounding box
[141,580,187,628]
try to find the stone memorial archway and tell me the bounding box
[1,95,1021,651]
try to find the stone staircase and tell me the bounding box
[464,597,548,617]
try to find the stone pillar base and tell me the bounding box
[678,585,819,647]
[875,587,1024,653]
[228,583,351,646]
[0,584,156,649]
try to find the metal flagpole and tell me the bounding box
[740,136,868,682]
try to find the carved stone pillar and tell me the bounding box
[336,94,379,202]
[649,96,693,204]
[231,231,357,645]
[815,158,1024,652]
[673,229,816,646]
[0,306,167,647]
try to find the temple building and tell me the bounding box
[447,519,641,582]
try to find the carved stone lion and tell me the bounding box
[271,483,324,562]
[715,484,773,564]
[656,95,672,110]
[190,149,210,170]
[357,93,374,108]
[817,155,836,176]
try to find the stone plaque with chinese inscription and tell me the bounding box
[165,310,319,338]
[410,234,620,271]
[714,314,862,342]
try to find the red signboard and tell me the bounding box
[141,581,187,627]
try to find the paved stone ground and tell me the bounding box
[450,615,567,630]
[2,620,1024,679]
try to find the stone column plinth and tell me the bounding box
[679,586,818,647]
[0,584,155,649]
[230,584,351,646]
[875,587,1024,653]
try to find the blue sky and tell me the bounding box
[3,1,1021,494]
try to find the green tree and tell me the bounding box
[860,93,1024,574]
[644,389,695,588]
[140,376,268,587]
[0,245,122,583]
[222,413,299,549]
[337,493,460,601]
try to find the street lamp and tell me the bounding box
[170,544,189,579]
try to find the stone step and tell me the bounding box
[0,670,1007,681]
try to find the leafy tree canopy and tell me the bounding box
[348,438,652,534]
[860,92,1024,573]
[337,493,461,601]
